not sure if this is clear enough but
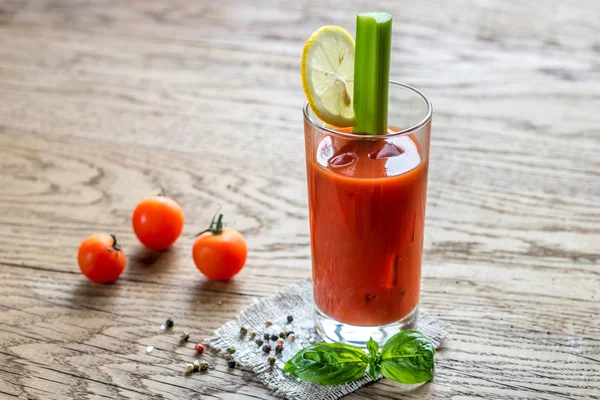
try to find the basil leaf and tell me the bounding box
[379,330,435,384]
[283,342,369,385]
[366,337,379,358]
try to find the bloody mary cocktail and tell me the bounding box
[303,82,432,345]
[300,12,432,345]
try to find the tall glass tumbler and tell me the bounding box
[304,81,432,347]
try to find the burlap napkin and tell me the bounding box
[209,281,449,400]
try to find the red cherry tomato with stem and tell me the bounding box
[132,192,184,251]
[78,233,126,283]
[193,213,247,281]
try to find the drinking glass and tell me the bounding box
[303,81,432,347]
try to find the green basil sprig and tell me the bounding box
[283,330,435,386]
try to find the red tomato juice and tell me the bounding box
[306,127,428,326]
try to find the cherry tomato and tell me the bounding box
[132,195,184,251]
[78,233,126,283]
[193,214,247,281]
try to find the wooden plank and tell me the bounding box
[0,0,599,399]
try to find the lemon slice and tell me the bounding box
[301,26,355,127]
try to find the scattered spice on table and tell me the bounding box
[240,327,248,335]
[146,345,154,353]
[227,346,236,354]
[195,343,205,354]
[270,334,278,341]
[228,360,237,368]
[262,344,271,353]
[287,315,294,323]
[288,333,296,342]
[275,344,283,354]
[276,338,284,346]
[180,331,190,342]
[249,330,257,339]
[265,320,273,327]
[185,363,194,373]
[165,318,174,328]
[267,357,276,367]
[255,339,264,346]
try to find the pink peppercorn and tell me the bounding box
[195,343,205,354]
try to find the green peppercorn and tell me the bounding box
[240,327,248,335]
[262,344,271,353]
[227,347,236,354]
[267,357,276,367]
[180,331,190,342]
[255,339,264,346]
[199,361,209,371]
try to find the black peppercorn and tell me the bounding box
[262,344,272,353]
[255,339,264,346]
[287,315,293,323]
[263,333,270,340]
[275,344,283,354]
[165,318,174,328]
[228,360,237,368]
[279,332,286,339]
[270,334,278,341]
[286,331,294,336]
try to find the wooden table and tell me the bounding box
[1,1,599,399]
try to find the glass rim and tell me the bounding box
[303,80,432,139]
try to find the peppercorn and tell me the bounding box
[263,333,270,341]
[287,315,293,323]
[279,332,286,339]
[195,343,205,354]
[270,334,278,341]
[227,347,236,354]
[267,357,276,367]
[249,331,257,339]
[288,334,296,342]
[265,320,273,327]
[275,344,283,354]
[286,331,294,337]
[226,354,234,361]
[185,363,194,373]
[180,331,190,342]
[255,339,264,346]
[199,361,209,371]
[240,327,248,335]
[262,344,271,353]
[276,338,285,346]
[193,360,201,371]
[228,360,237,368]
[166,318,174,328]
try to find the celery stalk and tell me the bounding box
[352,12,392,135]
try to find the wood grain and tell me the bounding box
[0,0,599,399]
